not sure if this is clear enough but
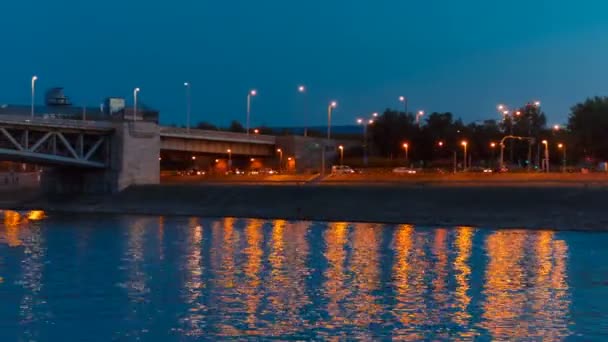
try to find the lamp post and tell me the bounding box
[403,143,409,164]
[399,96,408,114]
[246,89,257,137]
[542,140,549,172]
[321,101,337,176]
[534,101,542,169]
[31,75,38,118]
[338,145,344,166]
[461,141,468,170]
[416,110,424,128]
[227,149,232,172]
[490,142,496,169]
[133,87,140,121]
[298,85,308,136]
[276,148,283,172]
[558,143,566,173]
[357,114,376,166]
[184,82,191,133]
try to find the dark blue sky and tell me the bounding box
[1,0,607,127]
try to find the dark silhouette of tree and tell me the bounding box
[228,120,246,133]
[195,121,218,130]
[568,96,608,161]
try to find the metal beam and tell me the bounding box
[56,132,80,160]
[0,128,24,151]
[0,148,105,168]
[84,136,106,161]
[30,132,52,153]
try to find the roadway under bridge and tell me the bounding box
[0,115,280,193]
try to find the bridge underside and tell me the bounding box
[0,126,110,168]
[161,137,274,156]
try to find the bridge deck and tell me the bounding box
[160,127,275,145]
[0,115,114,132]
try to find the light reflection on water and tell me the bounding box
[0,211,606,340]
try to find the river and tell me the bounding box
[0,211,606,340]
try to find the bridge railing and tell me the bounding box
[160,127,276,144]
[0,114,114,131]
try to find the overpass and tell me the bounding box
[160,127,275,156]
[0,114,279,193]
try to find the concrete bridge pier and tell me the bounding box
[41,121,160,195]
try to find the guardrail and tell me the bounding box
[160,127,276,144]
[0,114,114,131]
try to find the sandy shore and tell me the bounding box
[11,182,608,231]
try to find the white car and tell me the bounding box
[331,165,356,174]
[393,167,417,174]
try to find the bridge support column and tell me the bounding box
[41,121,160,195]
[112,121,160,191]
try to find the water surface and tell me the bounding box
[0,211,607,340]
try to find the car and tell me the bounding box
[469,166,493,173]
[393,167,417,174]
[331,165,355,174]
[260,168,278,175]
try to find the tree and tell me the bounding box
[195,121,218,130]
[568,96,608,161]
[228,120,246,133]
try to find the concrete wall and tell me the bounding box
[114,121,160,191]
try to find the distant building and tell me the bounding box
[0,87,159,123]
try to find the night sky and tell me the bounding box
[1,0,607,127]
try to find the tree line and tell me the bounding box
[185,96,608,167]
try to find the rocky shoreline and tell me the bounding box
[9,183,608,231]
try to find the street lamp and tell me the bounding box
[553,124,560,131]
[31,75,38,118]
[399,96,408,114]
[416,110,425,127]
[490,142,497,168]
[338,145,344,166]
[461,141,468,170]
[298,85,308,136]
[327,101,337,139]
[542,140,549,172]
[276,148,283,172]
[254,129,259,134]
[227,149,232,172]
[184,82,191,133]
[403,143,409,164]
[133,87,140,121]
[321,101,337,176]
[357,115,375,166]
[558,143,566,172]
[246,89,257,137]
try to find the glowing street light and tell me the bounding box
[553,124,560,131]
[133,87,140,122]
[191,156,196,160]
[338,145,344,166]
[322,101,338,176]
[357,113,376,166]
[227,149,232,171]
[403,143,409,164]
[298,85,308,136]
[461,141,468,170]
[31,75,38,118]
[416,110,425,127]
[246,89,257,137]
[438,141,444,147]
[184,82,191,132]
[254,129,259,134]
[399,96,408,114]
[276,148,283,172]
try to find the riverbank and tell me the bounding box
[11,183,608,231]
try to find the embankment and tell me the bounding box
[15,183,608,231]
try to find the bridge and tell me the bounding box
[160,127,276,156]
[0,114,279,193]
